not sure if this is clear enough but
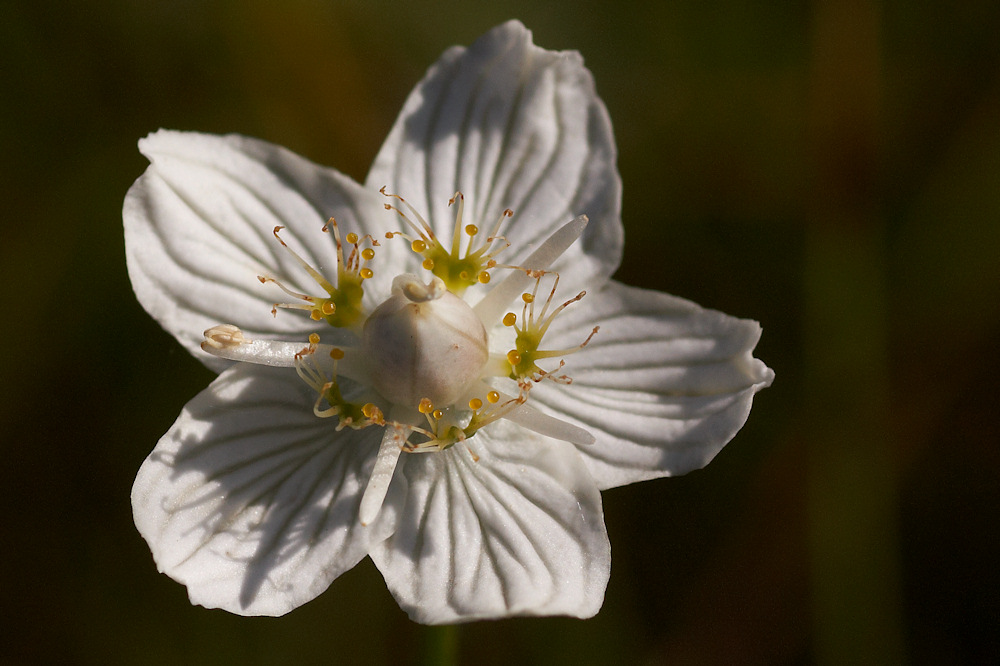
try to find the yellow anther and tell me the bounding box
[381,189,512,295]
[507,350,522,366]
[487,390,500,404]
[418,398,434,414]
[360,267,374,279]
[522,293,535,304]
[503,312,517,327]
[361,402,381,419]
[264,220,371,329]
[308,333,320,345]
[361,248,375,261]
[432,409,444,420]
[330,347,345,360]
[469,398,483,410]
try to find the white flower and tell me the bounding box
[125,20,773,624]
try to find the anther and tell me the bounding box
[308,333,320,345]
[503,312,517,326]
[330,348,345,360]
[418,398,434,414]
[261,221,372,328]
[202,324,249,350]
[469,398,483,410]
[382,190,512,294]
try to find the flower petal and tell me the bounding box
[369,421,610,623]
[532,281,774,489]
[366,20,622,293]
[131,363,400,616]
[124,130,400,370]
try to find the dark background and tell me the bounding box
[2,0,998,663]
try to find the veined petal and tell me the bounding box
[131,363,400,616]
[124,130,399,371]
[366,20,622,293]
[532,281,774,489]
[370,420,610,624]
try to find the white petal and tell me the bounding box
[370,421,610,624]
[366,20,622,292]
[532,281,774,489]
[131,363,400,616]
[124,130,399,371]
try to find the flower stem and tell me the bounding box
[422,624,459,666]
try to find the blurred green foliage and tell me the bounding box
[2,0,998,663]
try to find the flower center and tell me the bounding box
[361,274,489,409]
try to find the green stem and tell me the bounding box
[422,624,459,666]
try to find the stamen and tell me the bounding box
[463,387,529,436]
[449,192,465,254]
[272,226,337,293]
[359,425,407,526]
[260,222,374,328]
[503,400,597,447]
[473,215,588,328]
[294,343,383,430]
[201,324,338,367]
[380,186,437,244]
[380,188,513,294]
[202,324,250,349]
[505,270,599,383]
